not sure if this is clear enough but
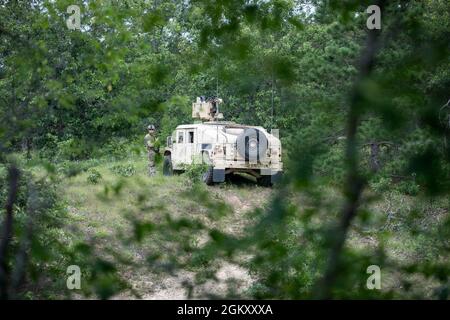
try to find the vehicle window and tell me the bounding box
[178,131,184,143]
[188,131,194,143]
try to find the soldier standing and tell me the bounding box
[144,124,157,176]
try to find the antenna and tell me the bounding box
[216,63,220,116]
[271,67,274,131]
[216,65,219,98]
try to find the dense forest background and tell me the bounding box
[0,0,449,299]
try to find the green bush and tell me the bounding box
[0,168,72,298]
[100,137,134,160]
[396,180,420,196]
[57,160,99,177]
[109,163,136,177]
[87,168,102,184]
[56,138,91,161]
[370,176,392,193]
[57,161,85,177]
[0,165,129,299]
[183,163,208,184]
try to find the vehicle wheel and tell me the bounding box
[257,175,272,187]
[163,155,173,176]
[202,166,214,185]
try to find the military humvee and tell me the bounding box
[162,97,283,186]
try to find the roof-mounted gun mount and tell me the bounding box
[192,96,224,121]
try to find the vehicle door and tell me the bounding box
[172,129,186,167]
[185,129,197,164]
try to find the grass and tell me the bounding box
[20,151,447,299]
[56,153,271,298]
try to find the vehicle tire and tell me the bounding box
[163,155,173,176]
[202,166,214,185]
[257,175,273,187]
[236,128,268,161]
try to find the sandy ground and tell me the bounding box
[66,166,273,300]
[134,183,271,300]
[118,180,271,300]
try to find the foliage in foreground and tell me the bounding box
[0,0,448,299]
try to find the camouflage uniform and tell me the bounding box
[144,132,156,176]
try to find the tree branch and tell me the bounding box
[314,0,386,299]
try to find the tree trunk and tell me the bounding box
[314,0,386,299]
[370,142,380,172]
[0,165,20,300]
